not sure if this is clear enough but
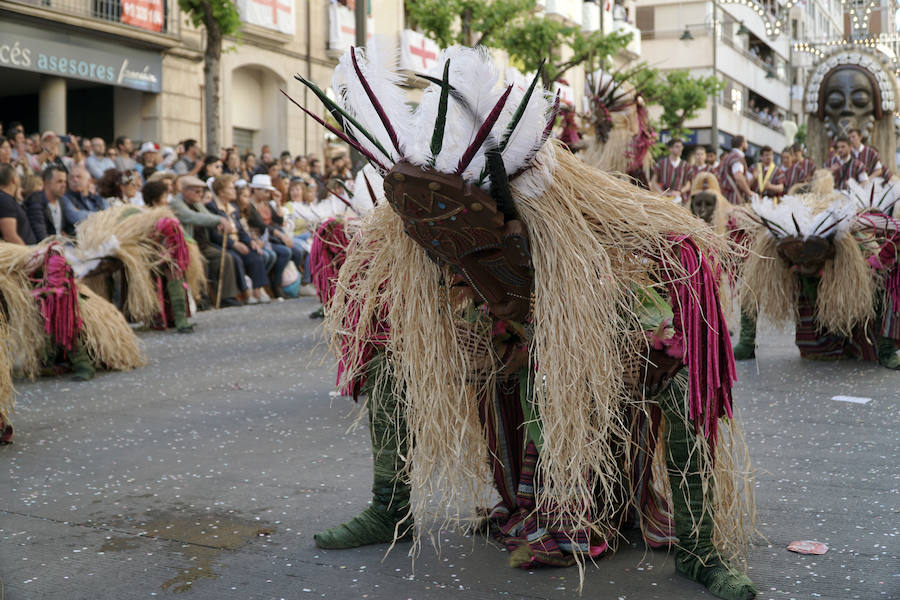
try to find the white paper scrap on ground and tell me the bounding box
[831,395,871,404]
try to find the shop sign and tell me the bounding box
[122,0,165,32]
[0,21,162,92]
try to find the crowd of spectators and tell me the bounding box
[0,120,359,309]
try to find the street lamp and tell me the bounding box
[680,27,694,40]
[737,21,751,36]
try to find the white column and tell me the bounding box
[39,76,67,133]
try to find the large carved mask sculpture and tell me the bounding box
[821,66,879,140]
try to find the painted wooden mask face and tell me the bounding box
[384,161,533,322]
[823,67,876,140]
[690,192,718,225]
[776,236,836,275]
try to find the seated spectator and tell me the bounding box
[0,137,11,166]
[206,174,271,304]
[278,151,293,178]
[85,137,116,180]
[223,148,241,175]
[170,175,241,307]
[113,136,136,171]
[242,153,257,180]
[174,139,203,175]
[198,155,223,180]
[24,166,69,239]
[141,180,169,208]
[98,169,143,207]
[0,163,36,245]
[29,131,73,174]
[61,165,109,226]
[137,142,160,175]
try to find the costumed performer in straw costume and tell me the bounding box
[294,44,757,600]
[74,203,199,333]
[580,67,656,187]
[0,240,145,442]
[742,176,900,367]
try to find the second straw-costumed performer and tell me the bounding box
[297,45,756,600]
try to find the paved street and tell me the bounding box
[1,299,897,600]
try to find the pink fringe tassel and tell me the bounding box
[310,218,350,305]
[155,217,190,276]
[662,235,736,444]
[30,244,83,351]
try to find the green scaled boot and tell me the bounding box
[659,382,757,600]
[69,338,95,382]
[876,336,900,369]
[166,277,194,333]
[314,355,412,549]
[732,312,756,361]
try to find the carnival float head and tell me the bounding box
[580,68,656,180]
[805,47,899,166]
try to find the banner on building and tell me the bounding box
[553,81,575,107]
[400,29,439,72]
[121,0,164,32]
[327,2,373,53]
[238,0,295,35]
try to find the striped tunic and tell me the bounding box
[653,157,690,194]
[717,150,749,204]
[784,158,815,191]
[852,144,890,179]
[827,155,868,190]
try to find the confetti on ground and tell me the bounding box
[830,395,871,404]
[787,541,829,555]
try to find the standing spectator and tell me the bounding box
[174,139,204,175]
[0,163,36,245]
[97,169,142,207]
[206,175,271,304]
[85,137,116,180]
[29,131,72,173]
[25,166,69,239]
[61,165,109,225]
[169,175,241,307]
[113,136,136,171]
[137,142,160,175]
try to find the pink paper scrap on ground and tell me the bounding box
[787,540,828,555]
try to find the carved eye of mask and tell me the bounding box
[851,90,871,108]
[827,92,845,110]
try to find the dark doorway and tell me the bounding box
[67,86,114,141]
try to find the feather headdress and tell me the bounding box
[842,176,900,215]
[288,44,558,196]
[750,193,856,240]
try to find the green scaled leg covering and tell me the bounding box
[658,380,757,600]
[314,354,412,549]
[69,337,95,382]
[876,336,900,369]
[166,277,194,333]
[732,311,756,361]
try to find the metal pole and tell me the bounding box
[711,0,719,153]
[351,0,368,174]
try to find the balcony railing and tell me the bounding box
[3,0,180,36]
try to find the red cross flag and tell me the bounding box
[327,2,373,53]
[238,0,295,35]
[400,29,439,72]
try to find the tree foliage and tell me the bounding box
[178,0,242,37]
[642,69,723,141]
[177,0,241,154]
[500,21,632,88]
[406,0,632,88]
[405,0,534,48]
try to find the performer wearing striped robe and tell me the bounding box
[848,128,889,180]
[827,138,869,190]
[651,139,691,202]
[717,136,752,204]
[785,144,815,191]
[750,146,785,199]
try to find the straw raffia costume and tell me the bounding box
[0,241,145,442]
[298,46,756,600]
[74,205,199,333]
[742,177,900,367]
[580,70,656,188]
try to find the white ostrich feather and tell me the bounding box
[494,68,556,180]
[842,177,900,214]
[752,194,855,240]
[350,163,384,216]
[332,40,412,167]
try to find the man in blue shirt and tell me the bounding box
[61,165,108,227]
[85,137,116,180]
